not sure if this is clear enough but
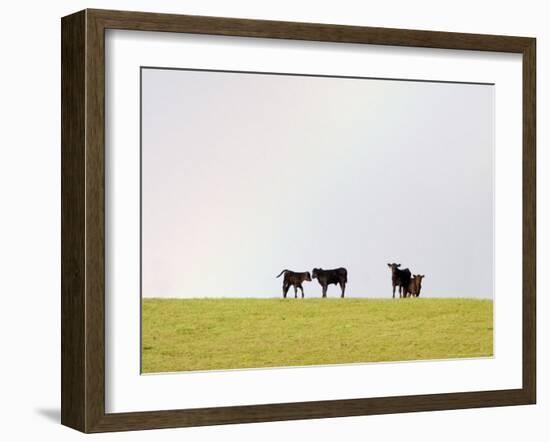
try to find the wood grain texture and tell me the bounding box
[61,8,537,433]
[90,389,530,433]
[84,9,107,433]
[522,38,536,403]
[61,10,86,432]
[89,8,532,52]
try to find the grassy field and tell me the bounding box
[142,298,493,373]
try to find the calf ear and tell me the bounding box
[397,263,401,267]
[387,263,391,267]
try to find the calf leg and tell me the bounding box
[322,284,327,298]
[340,282,345,298]
[299,285,304,298]
[293,285,298,298]
[392,284,396,299]
[283,283,289,298]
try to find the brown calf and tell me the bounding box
[276,269,312,298]
[406,274,425,298]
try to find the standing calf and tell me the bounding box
[276,270,311,298]
[406,274,425,298]
[387,263,411,299]
[312,268,347,298]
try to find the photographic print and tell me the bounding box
[61,10,535,431]
[140,67,494,374]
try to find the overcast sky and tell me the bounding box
[141,68,493,299]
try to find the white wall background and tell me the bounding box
[0,0,546,441]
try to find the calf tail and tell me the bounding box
[276,270,288,278]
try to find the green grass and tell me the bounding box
[142,298,493,373]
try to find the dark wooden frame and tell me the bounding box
[61,8,536,433]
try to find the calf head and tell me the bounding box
[305,271,312,282]
[387,263,401,274]
[412,274,425,295]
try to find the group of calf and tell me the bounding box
[276,263,425,299]
[276,268,347,298]
[387,263,425,298]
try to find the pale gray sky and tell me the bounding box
[141,68,493,299]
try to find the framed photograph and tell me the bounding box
[61,9,536,433]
